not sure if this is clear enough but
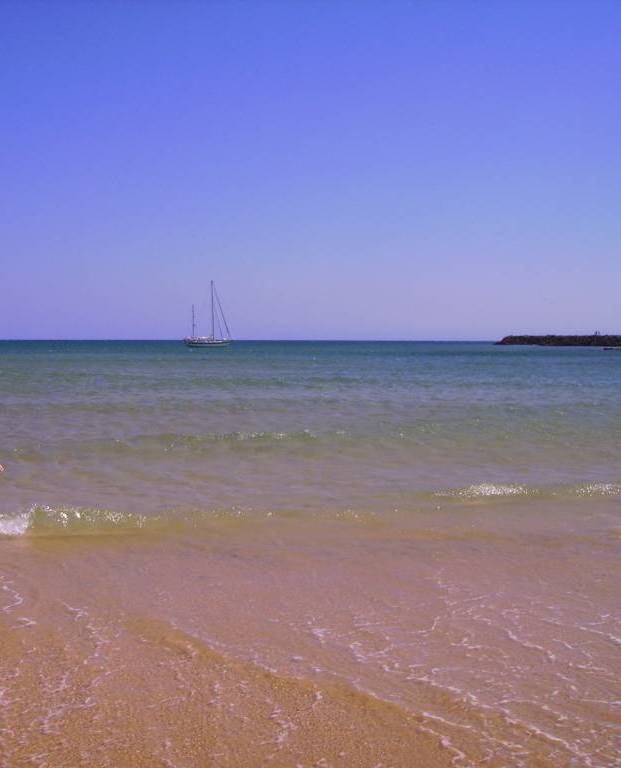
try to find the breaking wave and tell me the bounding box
[2,479,620,539]
[451,483,530,498]
[0,505,151,537]
[437,481,621,501]
[0,504,318,538]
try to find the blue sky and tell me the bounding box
[1,1,619,339]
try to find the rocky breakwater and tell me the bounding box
[496,334,621,346]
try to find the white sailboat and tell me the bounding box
[184,280,232,348]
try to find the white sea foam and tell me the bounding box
[310,626,328,644]
[458,483,529,498]
[576,482,621,497]
[0,511,32,537]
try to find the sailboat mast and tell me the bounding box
[214,284,232,340]
[211,280,215,339]
[191,304,196,337]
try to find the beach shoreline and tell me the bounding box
[2,496,620,767]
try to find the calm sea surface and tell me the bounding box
[1,341,620,766]
[2,340,621,518]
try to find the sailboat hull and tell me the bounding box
[183,338,231,348]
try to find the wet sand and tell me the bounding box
[2,500,620,767]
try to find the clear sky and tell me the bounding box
[1,1,620,340]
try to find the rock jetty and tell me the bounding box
[496,335,621,347]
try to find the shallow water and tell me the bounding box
[1,341,620,766]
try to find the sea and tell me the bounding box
[1,341,620,767]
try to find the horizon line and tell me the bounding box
[0,338,498,343]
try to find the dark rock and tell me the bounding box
[496,335,621,347]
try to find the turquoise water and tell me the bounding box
[1,340,621,520]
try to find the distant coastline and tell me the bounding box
[497,334,621,347]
